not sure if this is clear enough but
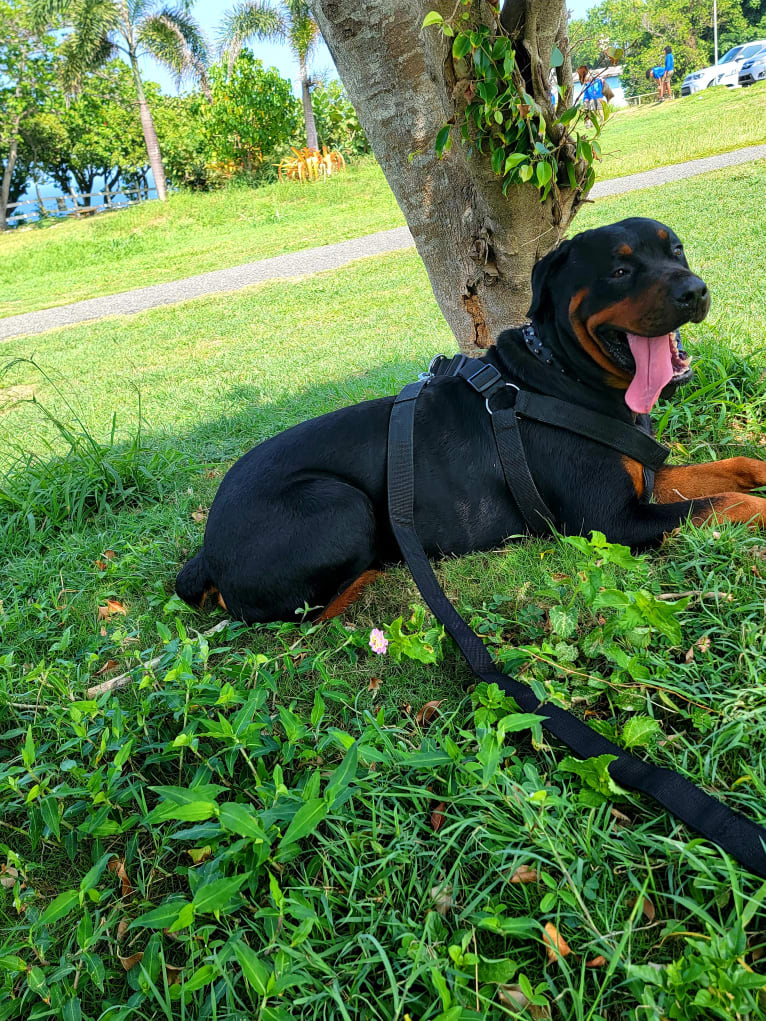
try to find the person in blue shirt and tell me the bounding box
[662,45,674,99]
[646,65,666,101]
[583,74,604,112]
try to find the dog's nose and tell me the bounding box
[672,275,709,311]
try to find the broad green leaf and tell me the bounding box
[324,743,358,807]
[40,795,61,840]
[192,875,249,914]
[146,800,219,824]
[280,798,327,848]
[131,899,190,929]
[219,802,267,842]
[504,152,527,172]
[550,45,564,67]
[80,852,113,895]
[559,754,624,797]
[0,956,27,972]
[622,716,662,749]
[182,964,218,993]
[40,889,80,926]
[234,941,271,995]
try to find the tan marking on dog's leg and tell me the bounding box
[318,570,381,621]
[692,492,766,527]
[655,459,766,502]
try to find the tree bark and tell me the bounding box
[128,48,167,201]
[312,0,583,353]
[0,130,20,231]
[299,56,319,149]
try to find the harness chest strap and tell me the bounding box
[428,353,668,532]
[387,375,766,879]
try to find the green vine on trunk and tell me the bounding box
[424,8,609,201]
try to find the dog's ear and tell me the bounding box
[527,241,572,321]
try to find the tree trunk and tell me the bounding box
[128,48,167,201]
[0,131,20,231]
[312,0,583,354]
[299,56,319,149]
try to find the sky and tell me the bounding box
[140,0,598,95]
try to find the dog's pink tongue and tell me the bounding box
[625,333,674,413]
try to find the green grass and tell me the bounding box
[2,83,764,322]
[2,163,766,1019]
[0,157,403,319]
[597,81,766,181]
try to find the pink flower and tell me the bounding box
[369,628,389,655]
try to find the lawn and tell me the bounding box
[1,82,764,322]
[597,81,766,181]
[2,162,766,1019]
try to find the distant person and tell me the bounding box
[583,72,604,112]
[662,45,674,98]
[646,65,666,101]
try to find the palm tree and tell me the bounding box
[219,1,320,150]
[33,1,210,201]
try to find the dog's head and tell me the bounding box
[528,218,710,413]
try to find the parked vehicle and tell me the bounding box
[681,41,766,94]
[739,50,766,86]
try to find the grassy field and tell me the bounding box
[1,82,764,321]
[0,158,403,319]
[598,81,766,180]
[2,162,766,1019]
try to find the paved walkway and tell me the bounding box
[3,143,764,343]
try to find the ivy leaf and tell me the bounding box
[504,152,527,173]
[452,33,472,60]
[422,11,444,27]
[435,124,451,157]
[550,46,564,67]
[535,162,552,188]
[549,606,577,639]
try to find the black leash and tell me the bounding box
[387,372,766,878]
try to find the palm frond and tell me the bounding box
[138,6,210,95]
[55,0,121,91]
[282,0,320,65]
[217,1,286,73]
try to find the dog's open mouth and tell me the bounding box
[596,328,692,413]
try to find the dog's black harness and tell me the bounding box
[387,353,766,879]
[426,352,669,530]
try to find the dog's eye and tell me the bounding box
[611,267,630,278]
[673,245,683,257]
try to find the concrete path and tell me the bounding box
[3,143,764,343]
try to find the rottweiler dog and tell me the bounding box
[176,217,766,623]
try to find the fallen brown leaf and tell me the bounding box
[164,964,183,984]
[95,560,109,572]
[610,806,632,826]
[103,550,116,560]
[429,883,453,915]
[543,922,571,962]
[510,865,538,884]
[119,952,143,972]
[117,918,129,942]
[108,858,133,898]
[98,599,127,620]
[0,865,21,890]
[416,700,444,727]
[586,955,607,968]
[95,659,119,677]
[431,801,446,833]
[367,676,382,694]
[191,506,207,523]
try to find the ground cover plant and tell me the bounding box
[2,83,765,322]
[1,162,766,1018]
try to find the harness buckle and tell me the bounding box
[465,362,502,394]
[485,383,520,416]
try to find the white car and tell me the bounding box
[681,41,766,94]
[739,50,766,86]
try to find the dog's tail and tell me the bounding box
[175,550,216,609]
